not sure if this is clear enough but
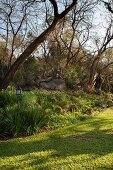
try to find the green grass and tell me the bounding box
[2,89,112,137]
[1,108,113,169]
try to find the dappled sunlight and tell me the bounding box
[1,109,113,169]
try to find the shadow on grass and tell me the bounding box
[0,117,113,169]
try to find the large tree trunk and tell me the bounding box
[0,19,58,90]
[0,1,77,90]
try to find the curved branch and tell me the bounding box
[49,0,59,17]
[0,0,78,89]
[101,0,113,14]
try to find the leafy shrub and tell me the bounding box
[93,100,107,108]
[0,106,48,138]
[0,91,17,108]
[106,100,113,107]
[0,89,112,138]
[64,65,89,89]
[0,91,48,138]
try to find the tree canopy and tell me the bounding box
[0,0,113,92]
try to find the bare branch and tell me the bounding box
[101,1,113,14]
[49,0,59,17]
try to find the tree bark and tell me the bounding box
[84,73,98,93]
[0,1,77,90]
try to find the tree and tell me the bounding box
[13,56,41,88]
[0,42,9,81]
[40,0,94,79]
[0,0,78,90]
[84,15,113,92]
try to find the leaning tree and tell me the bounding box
[0,0,79,89]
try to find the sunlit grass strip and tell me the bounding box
[0,109,113,169]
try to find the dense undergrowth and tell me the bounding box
[0,89,113,138]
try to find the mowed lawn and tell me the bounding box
[1,109,113,170]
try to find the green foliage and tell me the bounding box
[65,66,79,88]
[0,90,113,138]
[0,91,47,138]
[65,65,88,89]
[14,57,42,87]
[0,91,17,108]
[0,43,9,81]
[1,109,113,169]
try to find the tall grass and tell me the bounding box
[0,90,113,138]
